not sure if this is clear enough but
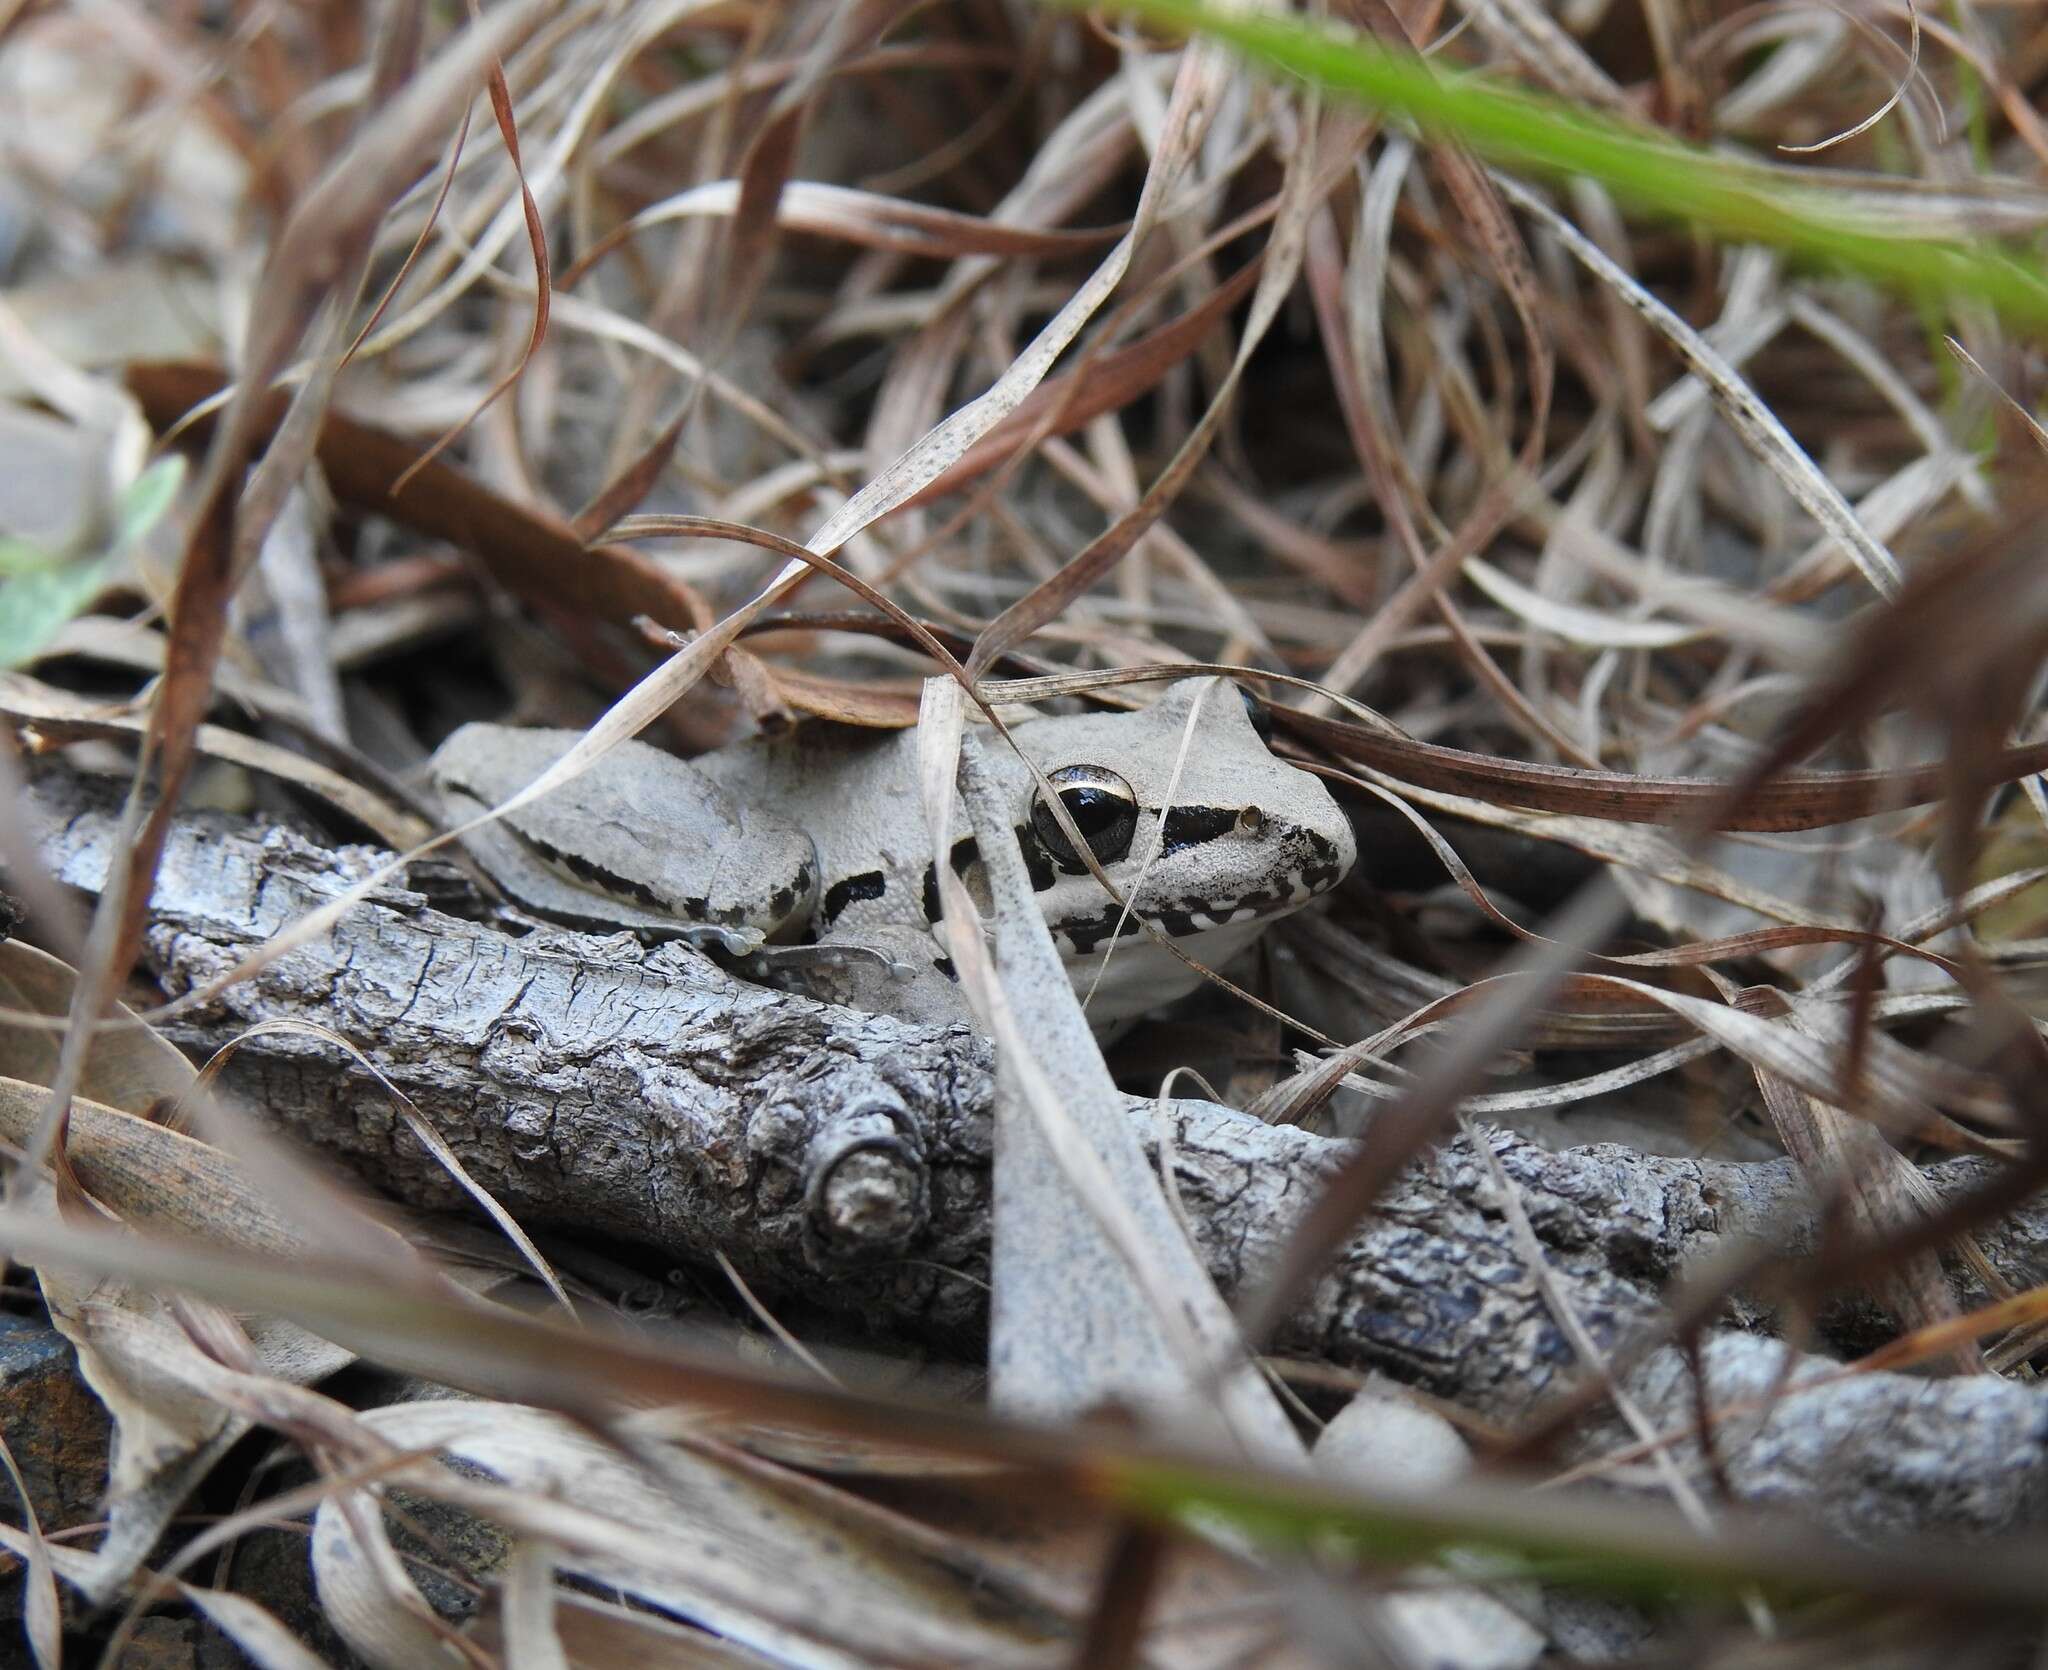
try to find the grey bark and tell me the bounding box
[18,765,2048,1537]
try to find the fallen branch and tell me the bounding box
[19,763,2048,1536]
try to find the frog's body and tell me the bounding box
[430,679,1355,1032]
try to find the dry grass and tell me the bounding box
[2,0,2048,1662]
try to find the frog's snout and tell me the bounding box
[1228,814,1351,919]
[1242,769,1355,912]
[1292,820,1354,900]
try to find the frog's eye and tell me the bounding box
[1031,765,1138,873]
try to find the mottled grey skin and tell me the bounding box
[430,726,818,955]
[430,679,1357,1029]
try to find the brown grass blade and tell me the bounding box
[126,361,714,640]
[391,5,553,491]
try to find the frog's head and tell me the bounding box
[994,679,1356,1019]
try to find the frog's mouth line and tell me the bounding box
[1043,825,1351,958]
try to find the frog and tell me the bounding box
[427,678,1356,1034]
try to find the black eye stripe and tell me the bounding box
[1159,806,1242,855]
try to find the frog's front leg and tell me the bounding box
[758,924,977,1031]
[428,724,819,955]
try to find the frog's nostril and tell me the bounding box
[1238,806,1265,835]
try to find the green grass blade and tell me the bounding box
[1098,0,2048,325]
[0,456,187,672]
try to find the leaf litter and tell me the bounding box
[3,0,2048,1663]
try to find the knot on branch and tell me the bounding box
[803,1093,928,1264]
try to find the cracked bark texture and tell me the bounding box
[18,766,2048,1537]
